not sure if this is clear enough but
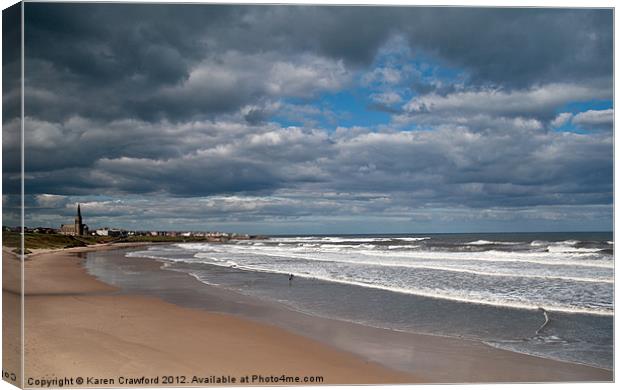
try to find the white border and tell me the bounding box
[0,2,616,390]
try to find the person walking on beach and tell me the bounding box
[288,273,294,286]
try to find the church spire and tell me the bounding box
[75,204,83,236]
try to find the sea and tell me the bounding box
[121,232,613,369]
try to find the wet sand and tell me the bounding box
[4,244,613,386]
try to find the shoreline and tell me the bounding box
[87,246,613,382]
[115,253,610,371]
[4,242,614,385]
[4,243,419,386]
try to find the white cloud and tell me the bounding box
[162,51,351,104]
[548,109,613,131]
[35,194,68,208]
[551,112,573,128]
[572,109,613,127]
[402,83,611,117]
[268,55,349,96]
[370,91,403,105]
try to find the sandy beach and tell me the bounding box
[2,243,613,387]
[3,245,417,386]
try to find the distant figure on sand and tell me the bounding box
[536,307,550,335]
[288,274,294,286]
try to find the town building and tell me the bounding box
[95,227,125,237]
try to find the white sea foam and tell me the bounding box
[134,236,613,316]
[467,240,494,245]
[318,243,377,250]
[190,251,612,284]
[546,245,602,253]
[174,255,613,316]
[272,237,387,243]
[467,240,521,245]
[387,245,420,250]
[176,241,612,269]
[267,236,430,243]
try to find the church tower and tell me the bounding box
[74,204,83,236]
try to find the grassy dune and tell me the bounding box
[1,231,215,254]
[2,231,116,254]
[2,231,261,254]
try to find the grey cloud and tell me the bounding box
[130,51,350,121]
[403,8,612,88]
[17,117,612,213]
[370,92,403,106]
[23,4,612,123]
[324,126,612,208]
[21,191,612,234]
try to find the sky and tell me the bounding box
[2,3,614,234]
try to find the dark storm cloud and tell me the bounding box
[23,4,612,122]
[401,8,612,88]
